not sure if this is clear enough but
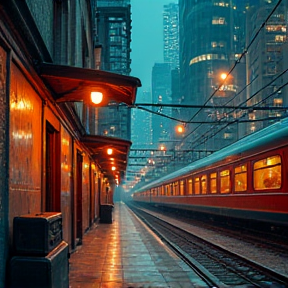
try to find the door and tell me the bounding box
[46,122,60,212]
[76,151,83,244]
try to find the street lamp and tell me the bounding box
[175,124,185,134]
[220,73,228,80]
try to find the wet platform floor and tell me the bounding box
[69,202,209,288]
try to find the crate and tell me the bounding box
[13,212,62,255]
[10,241,69,288]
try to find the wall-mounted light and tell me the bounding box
[107,148,113,155]
[91,91,103,105]
[112,166,116,171]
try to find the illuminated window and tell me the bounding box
[212,41,217,48]
[220,169,230,193]
[195,177,200,194]
[274,98,283,107]
[180,180,185,196]
[212,17,225,25]
[173,181,179,195]
[211,41,225,48]
[275,35,286,42]
[189,54,228,65]
[253,155,281,190]
[214,2,229,7]
[165,184,169,196]
[210,173,217,193]
[234,164,247,192]
[201,175,207,194]
[188,178,193,195]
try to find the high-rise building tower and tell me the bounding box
[151,63,172,145]
[94,0,133,140]
[178,0,246,150]
[163,3,179,69]
[246,0,288,133]
[131,90,153,149]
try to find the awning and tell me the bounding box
[38,62,141,106]
[81,134,132,184]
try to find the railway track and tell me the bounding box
[128,203,288,288]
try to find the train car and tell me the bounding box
[132,118,288,227]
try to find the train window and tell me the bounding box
[210,172,217,193]
[220,169,230,193]
[170,184,173,196]
[201,175,207,194]
[161,186,164,196]
[253,155,281,190]
[195,177,200,194]
[188,178,193,195]
[173,181,179,195]
[165,184,169,196]
[180,180,185,196]
[235,164,247,192]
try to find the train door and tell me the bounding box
[76,150,83,245]
[46,122,61,212]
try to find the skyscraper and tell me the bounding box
[163,3,179,69]
[178,0,246,150]
[246,0,288,133]
[94,0,133,140]
[151,63,172,145]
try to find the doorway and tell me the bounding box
[45,122,60,212]
[76,151,83,244]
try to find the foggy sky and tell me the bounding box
[130,0,177,97]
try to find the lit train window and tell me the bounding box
[201,175,207,194]
[220,169,230,193]
[161,186,164,196]
[210,173,217,193]
[195,177,200,194]
[253,155,281,190]
[173,181,179,195]
[188,179,193,195]
[234,164,247,192]
[165,184,169,196]
[180,180,185,196]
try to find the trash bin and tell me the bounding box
[100,204,113,224]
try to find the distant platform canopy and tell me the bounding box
[81,134,132,184]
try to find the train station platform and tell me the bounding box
[68,202,209,288]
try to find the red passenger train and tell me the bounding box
[132,118,288,227]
